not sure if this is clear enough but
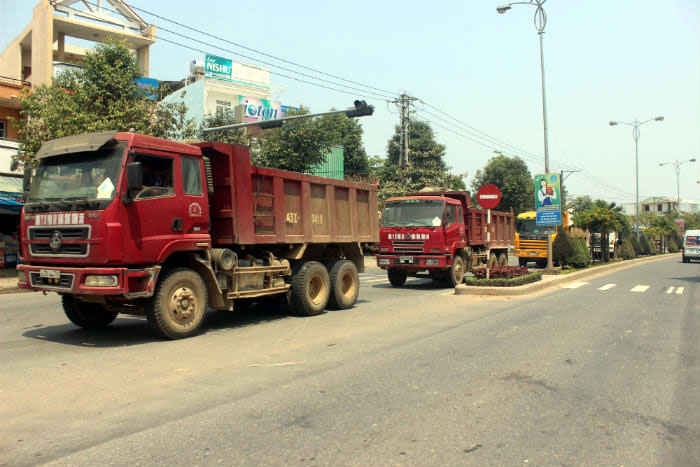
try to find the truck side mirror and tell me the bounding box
[125,162,143,203]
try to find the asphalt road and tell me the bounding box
[0,256,697,466]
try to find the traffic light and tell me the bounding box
[345,100,374,118]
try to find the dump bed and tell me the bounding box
[200,142,379,246]
[465,207,514,248]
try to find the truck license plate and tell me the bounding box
[399,256,414,264]
[39,269,61,280]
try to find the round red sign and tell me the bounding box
[476,184,502,209]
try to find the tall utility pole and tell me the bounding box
[392,94,418,168]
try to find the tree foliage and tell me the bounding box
[199,106,371,176]
[14,42,197,166]
[471,154,532,214]
[376,120,464,202]
[574,200,630,262]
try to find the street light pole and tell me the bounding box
[659,158,696,210]
[609,116,664,238]
[497,0,554,270]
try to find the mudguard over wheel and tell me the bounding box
[290,261,330,316]
[387,268,407,287]
[448,255,465,287]
[328,260,359,310]
[146,268,208,339]
[62,295,118,329]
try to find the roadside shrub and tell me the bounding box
[627,238,649,256]
[465,271,542,287]
[620,238,636,260]
[472,266,529,279]
[553,228,573,266]
[668,237,679,253]
[637,234,648,255]
[567,237,591,268]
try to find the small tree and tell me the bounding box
[553,228,573,267]
[568,237,592,268]
[620,238,636,259]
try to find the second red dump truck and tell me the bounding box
[18,131,378,338]
[376,190,514,286]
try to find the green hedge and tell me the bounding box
[464,271,542,287]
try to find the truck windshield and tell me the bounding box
[516,218,555,236]
[382,199,444,227]
[27,142,126,207]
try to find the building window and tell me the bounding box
[182,156,202,195]
[657,204,662,212]
[216,99,231,116]
[0,120,6,139]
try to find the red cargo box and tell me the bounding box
[200,142,379,246]
[465,207,514,248]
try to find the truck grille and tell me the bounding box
[392,241,425,254]
[29,271,74,290]
[519,239,547,249]
[28,226,90,257]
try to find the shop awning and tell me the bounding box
[0,174,23,214]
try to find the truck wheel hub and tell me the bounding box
[170,287,196,322]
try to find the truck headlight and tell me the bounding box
[85,275,119,287]
[378,258,391,265]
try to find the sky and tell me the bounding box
[1,0,699,207]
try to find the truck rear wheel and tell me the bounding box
[498,253,508,267]
[487,253,498,268]
[62,295,118,329]
[387,268,407,287]
[328,260,359,309]
[290,261,330,316]
[448,255,465,287]
[147,268,208,339]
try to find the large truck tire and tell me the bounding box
[387,268,407,287]
[487,253,498,268]
[146,268,208,339]
[497,253,508,267]
[448,255,465,287]
[62,295,118,329]
[328,260,359,310]
[290,261,330,316]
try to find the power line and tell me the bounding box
[126,2,397,99]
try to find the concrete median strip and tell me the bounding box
[454,254,675,296]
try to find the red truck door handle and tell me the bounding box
[172,218,183,232]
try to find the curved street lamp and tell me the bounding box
[659,157,696,210]
[497,0,554,270]
[609,116,664,237]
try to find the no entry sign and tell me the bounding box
[476,184,502,209]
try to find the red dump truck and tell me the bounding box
[18,131,378,338]
[376,191,514,286]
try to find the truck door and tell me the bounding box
[126,153,185,259]
[444,203,465,250]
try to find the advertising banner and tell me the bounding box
[534,173,561,226]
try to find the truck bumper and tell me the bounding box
[376,254,450,270]
[17,264,161,298]
[515,249,546,259]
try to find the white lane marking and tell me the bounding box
[562,282,588,289]
[676,287,685,295]
[630,285,650,293]
[598,283,616,291]
[666,286,675,294]
[363,278,388,284]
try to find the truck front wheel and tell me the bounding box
[448,255,466,287]
[62,295,118,329]
[147,268,208,339]
[328,260,359,310]
[387,268,407,287]
[290,261,330,316]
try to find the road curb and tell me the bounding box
[454,254,676,296]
